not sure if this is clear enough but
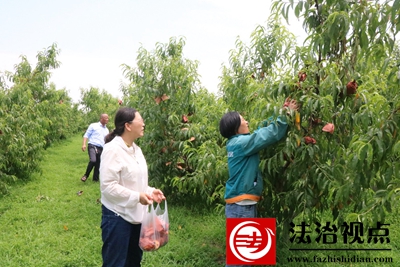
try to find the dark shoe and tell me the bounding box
[81,175,87,182]
[93,179,99,182]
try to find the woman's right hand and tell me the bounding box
[139,192,153,205]
[283,97,298,111]
[151,189,166,203]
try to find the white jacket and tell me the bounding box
[100,136,154,224]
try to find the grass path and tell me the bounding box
[0,135,225,267]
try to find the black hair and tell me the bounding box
[219,111,241,139]
[105,107,137,144]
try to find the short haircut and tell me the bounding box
[219,111,241,139]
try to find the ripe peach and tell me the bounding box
[346,80,358,95]
[298,71,307,82]
[322,123,335,134]
[304,136,317,145]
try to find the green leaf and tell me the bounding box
[375,190,387,198]
[365,143,373,166]
[351,155,358,169]
[392,0,400,24]
[294,2,301,18]
[374,138,384,161]
[360,29,368,49]
[345,213,359,222]
[380,58,390,74]
[392,141,400,155]
[296,191,304,202]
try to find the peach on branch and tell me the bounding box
[322,123,335,134]
[161,94,170,101]
[346,80,358,95]
[298,71,307,82]
[182,115,188,123]
[304,136,317,145]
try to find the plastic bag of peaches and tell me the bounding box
[139,200,169,252]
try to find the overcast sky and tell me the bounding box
[0,0,305,102]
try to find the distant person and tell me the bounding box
[219,98,297,267]
[81,113,109,182]
[100,107,165,267]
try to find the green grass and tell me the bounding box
[0,135,399,266]
[0,135,226,267]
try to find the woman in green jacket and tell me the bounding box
[219,98,297,267]
[219,98,297,218]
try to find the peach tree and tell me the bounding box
[220,0,400,235]
[79,87,122,133]
[121,37,228,206]
[0,44,82,194]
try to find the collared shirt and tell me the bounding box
[100,136,154,224]
[83,121,109,147]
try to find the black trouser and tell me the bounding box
[84,144,103,181]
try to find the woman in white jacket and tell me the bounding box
[100,107,165,267]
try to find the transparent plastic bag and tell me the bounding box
[139,200,169,252]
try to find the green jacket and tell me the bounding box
[224,116,288,203]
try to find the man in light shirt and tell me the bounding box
[81,113,109,182]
